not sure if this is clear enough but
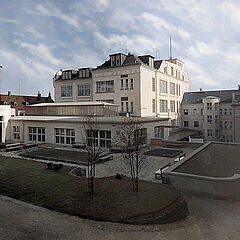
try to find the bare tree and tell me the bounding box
[117,117,149,193]
[82,115,110,195]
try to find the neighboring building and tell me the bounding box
[0,91,54,115]
[6,102,170,145]
[181,87,240,142]
[53,53,189,124]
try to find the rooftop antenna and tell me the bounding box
[169,36,173,59]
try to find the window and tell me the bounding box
[152,78,155,92]
[220,121,223,129]
[121,79,124,90]
[126,102,129,112]
[183,121,189,128]
[134,128,147,145]
[182,75,185,81]
[215,129,219,137]
[96,80,114,93]
[220,109,222,115]
[61,85,72,97]
[170,100,175,112]
[193,109,197,115]
[159,80,167,93]
[160,100,168,112]
[62,71,71,79]
[207,115,212,123]
[171,67,174,76]
[176,84,178,96]
[164,67,167,74]
[121,102,124,112]
[194,121,199,127]
[214,103,218,110]
[125,79,128,90]
[87,130,111,148]
[207,130,213,137]
[131,102,134,113]
[152,99,156,113]
[229,121,232,129]
[215,115,218,123]
[79,69,90,78]
[207,103,212,110]
[154,126,164,138]
[55,128,75,144]
[224,109,227,115]
[130,79,134,89]
[78,84,90,96]
[229,108,232,115]
[13,126,20,140]
[224,121,227,129]
[170,82,175,95]
[183,109,188,115]
[29,127,45,142]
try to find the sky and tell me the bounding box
[0,0,240,97]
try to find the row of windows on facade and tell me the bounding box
[153,79,181,96]
[13,126,112,148]
[183,108,232,116]
[158,100,180,113]
[163,66,185,81]
[183,120,233,129]
[121,101,134,113]
[61,78,182,98]
[62,69,90,80]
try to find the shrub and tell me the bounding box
[47,162,53,170]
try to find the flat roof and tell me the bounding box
[173,142,240,178]
[10,116,169,124]
[28,101,118,107]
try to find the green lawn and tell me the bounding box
[0,156,183,223]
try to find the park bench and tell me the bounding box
[98,154,114,162]
[5,142,22,151]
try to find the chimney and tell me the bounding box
[48,91,51,98]
[200,88,202,92]
[7,91,11,96]
[238,85,240,91]
[37,91,41,99]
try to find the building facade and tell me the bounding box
[54,53,189,124]
[181,88,240,142]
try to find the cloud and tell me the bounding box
[0,15,17,23]
[18,42,62,66]
[24,25,44,39]
[33,3,80,29]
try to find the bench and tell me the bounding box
[5,143,22,152]
[99,154,114,162]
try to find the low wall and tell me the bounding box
[151,139,203,149]
[163,171,240,200]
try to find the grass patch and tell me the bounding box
[0,156,186,223]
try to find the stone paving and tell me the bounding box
[0,194,240,240]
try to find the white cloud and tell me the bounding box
[187,40,220,58]
[18,42,62,66]
[0,15,17,23]
[24,25,44,39]
[34,3,80,29]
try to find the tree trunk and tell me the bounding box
[90,176,94,195]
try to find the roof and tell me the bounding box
[183,89,240,103]
[154,60,163,69]
[10,115,169,124]
[28,101,118,107]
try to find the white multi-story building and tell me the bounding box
[181,87,240,142]
[54,53,189,124]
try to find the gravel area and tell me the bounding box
[0,194,240,240]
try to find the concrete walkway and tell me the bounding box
[0,194,240,240]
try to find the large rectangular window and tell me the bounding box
[55,128,75,144]
[207,115,212,123]
[194,121,199,127]
[61,85,72,97]
[152,99,156,113]
[152,78,155,92]
[154,126,164,139]
[13,126,20,140]
[87,130,111,148]
[78,84,90,96]
[134,128,147,145]
[29,127,45,142]
[207,103,212,110]
[170,100,175,112]
[160,100,168,112]
[96,81,114,93]
[159,80,167,93]
[130,79,134,90]
[62,71,71,80]
[170,82,175,95]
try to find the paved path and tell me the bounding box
[0,194,240,240]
